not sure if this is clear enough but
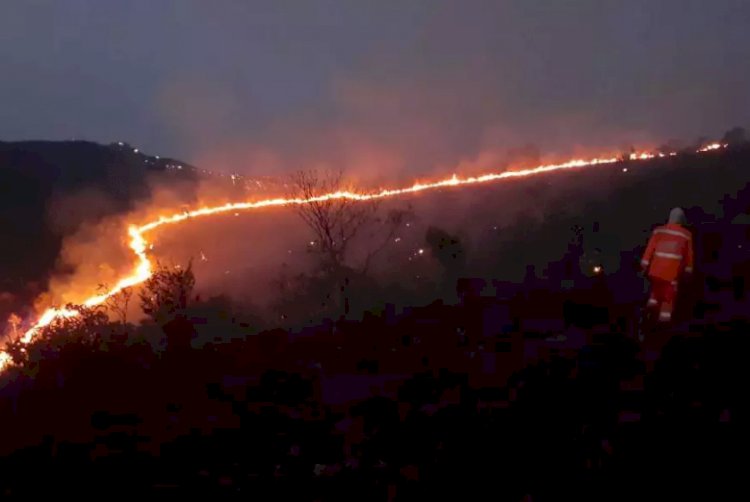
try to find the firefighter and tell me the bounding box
[640,207,694,323]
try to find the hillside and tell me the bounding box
[2,139,750,326]
[0,140,200,313]
[469,145,750,278]
[0,142,749,498]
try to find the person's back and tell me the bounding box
[640,207,694,323]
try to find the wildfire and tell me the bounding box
[697,143,728,152]
[0,142,729,372]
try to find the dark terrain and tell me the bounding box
[0,139,749,499]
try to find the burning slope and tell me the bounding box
[0,143,728,372]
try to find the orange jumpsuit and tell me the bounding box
[640,223,694,322]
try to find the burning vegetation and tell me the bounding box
[0,139,736,371]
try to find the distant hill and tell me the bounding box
[0,140,200,312]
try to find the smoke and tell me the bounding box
[47,187,120,236]
[27,0,748,326]
[29,49,722,330]
[136,4,739,308]
[29,94,655,329]
[30,166,311,323]
[25,129,725,334]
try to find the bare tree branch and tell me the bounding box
[284,169,413,322]
[290,169,380,273]
[98,284,133,326]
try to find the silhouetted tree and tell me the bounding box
[291,169,378,274]
[99,285,133,326]
[40,303,108,342]
[288,170,412,320]
[139,261,195,325]
[3,303,108,370]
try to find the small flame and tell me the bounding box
[697,143,725,153]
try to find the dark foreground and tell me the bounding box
[0,287,747,501]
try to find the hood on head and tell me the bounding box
[668,207,686,224]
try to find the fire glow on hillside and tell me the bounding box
[0,143,729,371]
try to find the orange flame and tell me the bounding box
[0,142,728,372]
[697,143,727,152]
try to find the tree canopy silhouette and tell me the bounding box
[139,261,196,325]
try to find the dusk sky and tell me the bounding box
[1,0,749,173]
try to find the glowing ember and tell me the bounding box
[0,141,729,372]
